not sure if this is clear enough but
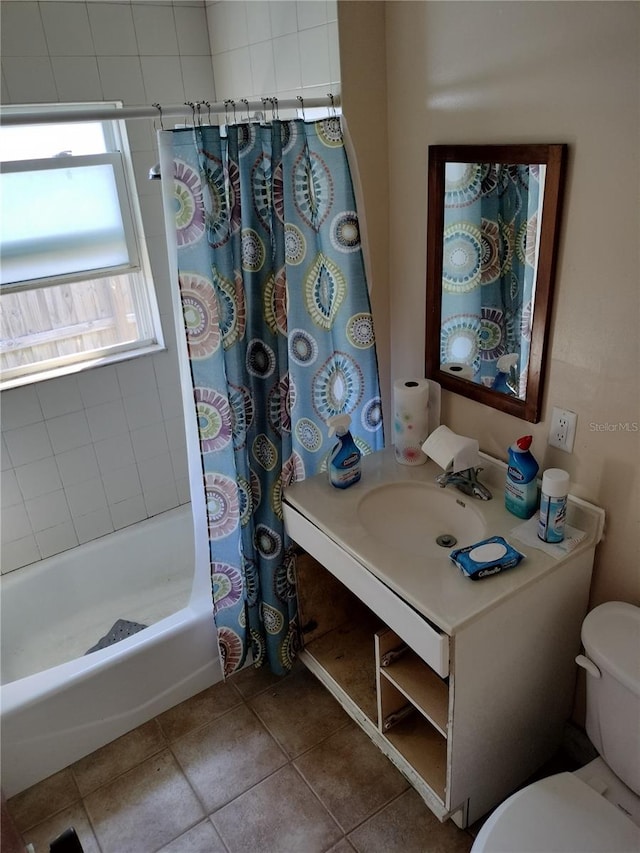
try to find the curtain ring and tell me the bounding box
[224,99,232,125]
[231,99,237,124]
[327,92,336,117]
[241,98,250,123]
[272,97,279,120]
[296,95,306,121]
[202,100,212,125]
[261,97,270,125]
[152,103,164,131]
[184,101,196,128]
[195,101,202,127]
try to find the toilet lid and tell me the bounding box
[471,772,640,853]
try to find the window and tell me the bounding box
[0,103,163,389]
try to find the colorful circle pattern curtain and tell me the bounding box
[170,118,383,675]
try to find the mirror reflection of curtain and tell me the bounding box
[167,119,384,676]
[440,162,541,397]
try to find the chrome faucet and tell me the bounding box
[436,467,493,501]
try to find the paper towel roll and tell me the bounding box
[393,379,430,466]
[441,362,474,381]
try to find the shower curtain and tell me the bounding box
[167,117,383,676]
[440,163,541,396]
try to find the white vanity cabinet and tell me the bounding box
[283,448,605,828]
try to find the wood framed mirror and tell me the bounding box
[425,144,567,422]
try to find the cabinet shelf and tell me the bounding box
[380,650,449,736]
[303,612,381,723]
[384,712,447,801]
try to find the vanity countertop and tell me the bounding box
[283,446,605,635]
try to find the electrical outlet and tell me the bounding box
[548,407,577,453]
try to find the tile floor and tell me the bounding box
[6,662,477,853]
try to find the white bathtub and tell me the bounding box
[0,504,222,797]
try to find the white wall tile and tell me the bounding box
[1,435,10,471]
[176,476,191,505]
[297,2,327,31]
[52,57,103,101]
[140,191,169,238]
[133,4,179,56]
[25,490,71,532]
[1,470,22,508]
[94,433,136,474]
[273,33,302,92]
[140,56,186,104]
[131,423,169,463]
[246,1,272,45]
[77,365,121,409]
[74,507,114,544]
[46,411,92,455]
[125,117,155,154]
[144,482,179,516]
[326,0,338,23]
[65,478,109,518]
[2,57,58,103]
[180,56,216,101]
[170,447,189,481]
[110,494,147,530]
[40,2,95,57]
[175,5,212,56]
[1,70,9,105]
[164,415,187,452]
[123,389,163,431]
[158,384,184,422]
[102,466,143,504]
[138,454,175,492]
[2,503,33,543]
[212,47,253,101]
[270,1,298,38]
[116,355,157,398]
[56,445,101,487]
[1,386,43,429]
[4,422,53,467]
[35,520,78,559]
[1,535,40,573]
[0,2,48,58]
[152,346,181,390]
[209,1,249,55]
[97,57,146,104]
[328,20,340,84]
[298,26,330,88]
[88,3,138,57]
[36,377,83,420]
[15,457,63,500]
[249,41,276,97]
[86,399,129,442]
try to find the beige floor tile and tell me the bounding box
[228,660,293,699]
[249,665,350,757]
[328,840,357,852]
[212,764,343,853]
[294,723,409,833]
[348,788,473,853]
[21,802,100,853]
[171,702,287,812]
[156,818,227,852]
[7,767,80,832]
[157,680,242,742]
[72,719,166,795]
[84,749,204,853]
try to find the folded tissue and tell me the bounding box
[421,425,479,473]
[450,536,525,580]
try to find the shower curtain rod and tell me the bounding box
[0,94,340,127]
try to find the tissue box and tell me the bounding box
[450,536,525,581]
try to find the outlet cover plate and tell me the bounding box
[548,407,577,453]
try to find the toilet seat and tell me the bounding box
[471,772,640,853]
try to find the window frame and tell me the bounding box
[0,102,164,391]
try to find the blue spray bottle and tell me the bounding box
[327,414,361,489]
[505,435,539,519]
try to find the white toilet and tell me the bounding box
[472,601,640,852]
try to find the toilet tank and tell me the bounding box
[581,601,640,796]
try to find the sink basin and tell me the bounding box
[357,481,486,557]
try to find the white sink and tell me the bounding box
[357,481,486,557]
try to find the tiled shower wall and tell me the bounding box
[0,0,340,573]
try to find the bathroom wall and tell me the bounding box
[0,1,215,571]
[339,1,640,606]
[205,0,340,104]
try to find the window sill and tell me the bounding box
[0,343,167,392]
